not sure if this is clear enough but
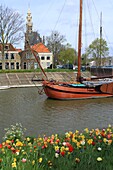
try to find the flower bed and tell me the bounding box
[0,124,113,169]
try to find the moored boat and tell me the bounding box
[43,80,113,100]
[42,0,113,100]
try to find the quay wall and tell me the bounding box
[0,72,90,88]
[89,67,113,76]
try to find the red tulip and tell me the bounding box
[7,145,11,149]
[60,151,65,156]
[92,141,96,146]
[0,144,2,149]
[69,145,74,152]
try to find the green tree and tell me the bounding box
[46,30,66,68]
[0,4,24,69]
[81,53,87,66]
[58,44,77,65]
[86,38,109,66]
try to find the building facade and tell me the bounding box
[20,42,53,69]
[0,9,53,70]
[20,49,39,69]
[32,43,53,69]
[20,9,53,70]
[0,44,21,70]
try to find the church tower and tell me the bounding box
[26,9,33,34]
[24,9,42,49]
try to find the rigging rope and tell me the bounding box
[92,0,113,54]
[108,0,113,54]
[53,0,67,31]
[108,0,113,8]
[86,0,96,39]
[83,0,88,66]
[32,79,44,95]
[37,0,56,27]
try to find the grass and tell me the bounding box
[0,124,113,169]
[0,68,76,73]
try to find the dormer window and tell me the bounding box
[5,45,9,50]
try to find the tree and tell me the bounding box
[81,53,87,66]
[58,44,77,66]
[0,5,24,69]
[46,30,66,68]
[86,38,109,66]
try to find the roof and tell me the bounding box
[15,48,22,53]
[0,43,16,51]
[32,43,50,53]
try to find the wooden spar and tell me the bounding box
[30,48,48,79]
[26,40,48,79]
[91,75,113,80]
[77,0,82,82]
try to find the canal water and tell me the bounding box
[0,87,113,141]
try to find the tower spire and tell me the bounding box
[24,6,42,50]
[26,8,33,33]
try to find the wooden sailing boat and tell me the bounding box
[42,0,113,100]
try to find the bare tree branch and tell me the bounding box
[46,31,66,68]
[0,4,25,45]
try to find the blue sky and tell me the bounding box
[1,0,113,55]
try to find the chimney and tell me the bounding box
[42,36,45,44]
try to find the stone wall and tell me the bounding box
[0,72,90,87]
[89,67,113,76]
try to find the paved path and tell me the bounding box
[0,72,90,89]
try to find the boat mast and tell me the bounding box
[100,12,102,66]
[77,0,82,82]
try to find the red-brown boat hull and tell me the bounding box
[43,81,113,100]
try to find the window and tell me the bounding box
[28,62,31,69]
[47,56,50,60]
[11,63,14,69]
[11,53,14,59]
[5,62,9,69]
[47,62,50,67]
[0,63,2,69]
[41,56,45,60]
[16,62,19,69]
[24,62,26,69]
[26,53,30,59]
[0,54,2,60]
[34,63,38,69]
[5,53,8,59]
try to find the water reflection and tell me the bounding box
[0,87,113,141]
[43,97,113,132]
